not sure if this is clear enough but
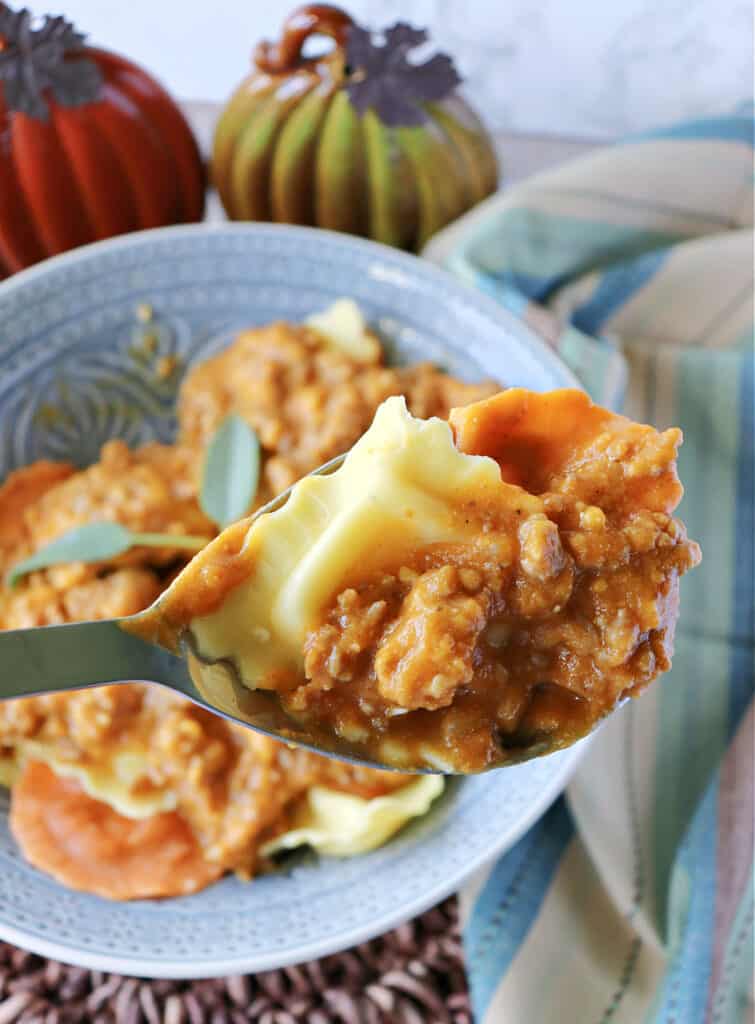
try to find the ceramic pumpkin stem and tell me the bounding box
[254,3,352,74]
[213,4,499,251]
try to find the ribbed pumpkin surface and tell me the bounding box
[213,73,498,252]
[0,49,205,277]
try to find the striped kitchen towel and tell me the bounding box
[425,112,754,1023]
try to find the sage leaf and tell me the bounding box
[200,414,260,529]
[7,522,132,586]
[6,522,210,587]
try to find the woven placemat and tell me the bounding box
[0,897,470,1024]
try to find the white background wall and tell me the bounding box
[43,0,753,138]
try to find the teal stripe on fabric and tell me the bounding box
[652,346,741,929]
[672,348,742,639]
[708,867,755,1024]
[571,248,668,335]
[653,636,732,935]
[463,212,682,301]
[734,326,755,350]
[629,116,755,146]
[465,799,573,1019]
[440,110,754,1024]
[647,780,719,1022]
[729,350,755,732]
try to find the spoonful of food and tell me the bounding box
[0,389,700,774]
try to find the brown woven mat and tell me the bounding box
[0,897,470,1024]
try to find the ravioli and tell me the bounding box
[17,739,176,820]
[0,304,496,899]
[10,761,223,901]
[137,388,700,773]
[306,298,382,364]
[8,756,442,900]
[1,687,444,900]
[174,396,503,685]
[262,775,444,858]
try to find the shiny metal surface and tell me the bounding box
[0,453,432,772]
[0,449,578,773]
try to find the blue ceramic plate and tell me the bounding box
[0,224,583,978]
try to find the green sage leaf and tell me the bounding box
[6,522,210,588]
[200,414,260,529]
[7,522,133,587]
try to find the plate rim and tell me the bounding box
[0,743,587,977]
[0,222,581,394]
[0,221,582,977]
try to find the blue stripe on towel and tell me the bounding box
[466,798,574,1019]
[571,248,669,335]
[630,117,755,146]
[463,210,681,302]
[647,780,719,1023]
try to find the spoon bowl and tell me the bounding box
[0,607,565,773]
[0,455,430,772]
[0,439,614,775]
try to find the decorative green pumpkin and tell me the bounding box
[212,4,498,251]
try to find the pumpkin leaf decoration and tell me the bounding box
[0,6,103,119]
[200,414,261,530]
[6,522,211,588]
[345,21,462,127]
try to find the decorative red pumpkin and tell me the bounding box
[0,5,205,276]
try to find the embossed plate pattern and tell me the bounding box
[0,224,583,977]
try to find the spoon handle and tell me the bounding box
[0,619,182,698]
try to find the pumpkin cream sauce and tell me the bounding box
[144,389,701,774]
[0,309,483,899]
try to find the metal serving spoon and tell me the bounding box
[1,453,581,775]
[0,455,423,770]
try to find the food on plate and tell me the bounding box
[141,389,701,773]
[0,301,492,899]
[178,299,491,504]
[10,760,223,901]
[5,702,441,900]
